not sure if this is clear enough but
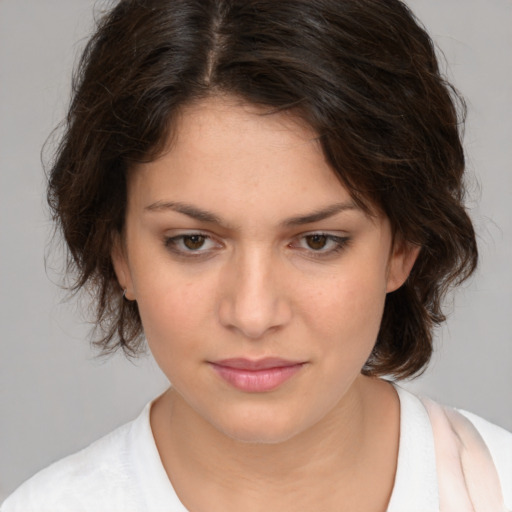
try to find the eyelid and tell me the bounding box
[290,231,351,256]
[163,231,223,256]
[293,230,350,242]
[162,230,351,259]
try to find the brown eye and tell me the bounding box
[305,234,328,250]
[164,233,220,257]
[292,233,350,257]
[183,235,206,250]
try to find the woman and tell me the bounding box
[2,0,511,510]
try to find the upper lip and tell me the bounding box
[210,358,304,371]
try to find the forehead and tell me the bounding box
[171,96,323,178]
[128,96,372,226]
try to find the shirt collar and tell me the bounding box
[387,384,439,512]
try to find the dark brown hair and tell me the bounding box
[47,0,477,379]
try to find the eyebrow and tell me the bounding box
[282,201,358,227]
[145,201,224,224]
[144,200,359,228]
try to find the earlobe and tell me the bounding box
[386,242,421,293]
[111,234,135,300]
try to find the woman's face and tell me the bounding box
[113,96,416,444]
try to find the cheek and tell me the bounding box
[131,264,214,357]
[136,289,210,389]
[302,263,388,349]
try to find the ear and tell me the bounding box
[111,233,135,300]
[386,241,421,293]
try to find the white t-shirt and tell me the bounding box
[2,386,511,512]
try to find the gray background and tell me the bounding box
[1,0,511,501]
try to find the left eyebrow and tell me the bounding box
[281,201,359,227]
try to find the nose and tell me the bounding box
[218,247,292,339]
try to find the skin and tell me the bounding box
[112,96,419,511]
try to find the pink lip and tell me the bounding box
[209,358,305,393]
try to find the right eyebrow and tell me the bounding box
[144,201,235,228]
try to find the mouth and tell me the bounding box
[209,358,306,393]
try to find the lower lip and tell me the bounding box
[210,363,304,392]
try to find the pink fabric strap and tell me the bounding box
[422,398,509,512]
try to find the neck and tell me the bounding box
[151,376,399,512]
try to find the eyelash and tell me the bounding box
[163,232,351,259]
[292,233,351,257]
[163,234,220,258]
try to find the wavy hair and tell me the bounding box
[47,0,478,379]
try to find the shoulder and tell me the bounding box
[402,386,512,510]
[457,408,512,506]
[1,410,146,512]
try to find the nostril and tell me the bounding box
[217,289,292,340]
[216,253,292,338]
